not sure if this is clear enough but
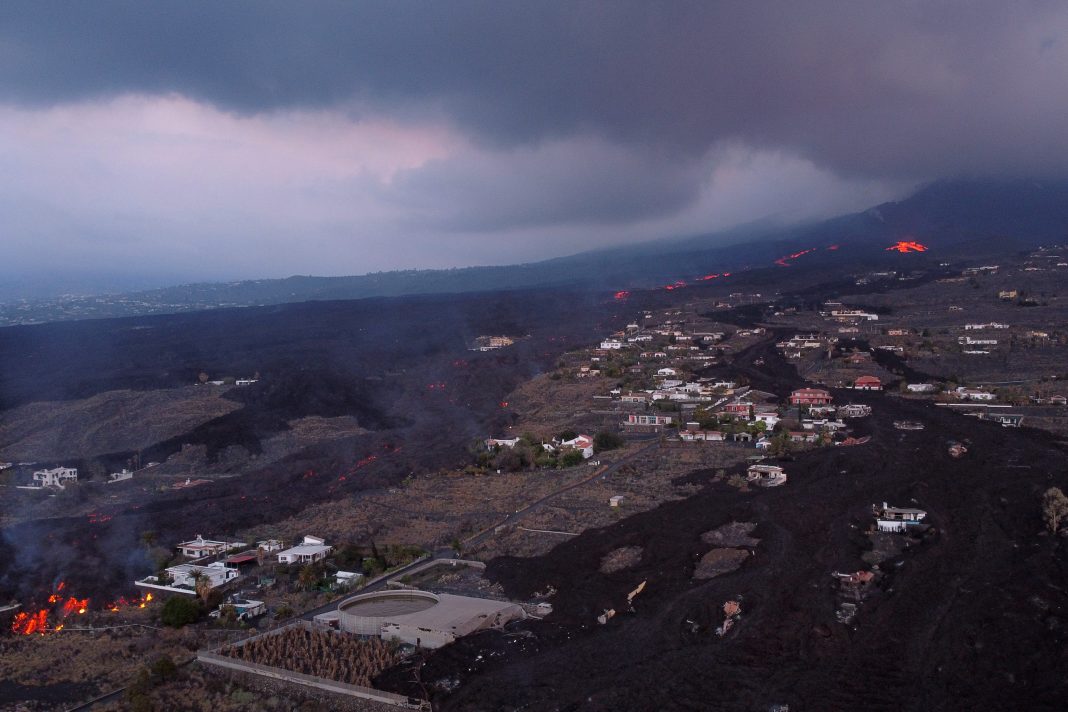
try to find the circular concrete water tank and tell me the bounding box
[337,590,440,635]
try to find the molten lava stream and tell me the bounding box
[886,240,928,253]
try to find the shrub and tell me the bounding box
[560,450,585,467]
[593,431,624,452]
[160,595,202,627]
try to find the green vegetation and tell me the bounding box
[160,596,202,627]
[560,450,585,467]
[594,431,624,452]
[124,654,180,712]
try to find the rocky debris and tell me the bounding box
[599,546,643,574]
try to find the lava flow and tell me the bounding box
[774,247,817,267]
[105,592,154,612]
[887,240,928,253]
[11,583,155,635]
[613,290,630,300]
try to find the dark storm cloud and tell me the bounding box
[385,139,706,232]
[2,1,1067,179]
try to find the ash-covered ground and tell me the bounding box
[377,333,1068,711]
[4,249,1068,712]
[0,288,650,605]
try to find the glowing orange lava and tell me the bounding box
[774,247,817,267]
[12,583,157,635]
[886,240,928,253]
[613,290,630,300]
[12,609,49,635]
[104,591,154,613]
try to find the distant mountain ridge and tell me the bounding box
[5,178,1068,326]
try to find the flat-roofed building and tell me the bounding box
[277,535,332,564]
[335,590,525,649]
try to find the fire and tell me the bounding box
[12,609,49,635]
[887,240,927,253]
[59,596,89,617]
[663,280,687,291]
[12,584,157,634]
[613,290,630,300]
[103,591,154,612]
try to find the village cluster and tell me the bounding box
[130,533,359,621]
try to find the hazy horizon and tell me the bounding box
[8,2,1068,287]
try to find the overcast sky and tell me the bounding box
[2,1,1066,287]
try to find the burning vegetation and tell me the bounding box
[10,582,154,635]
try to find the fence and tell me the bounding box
[198,621,431,710]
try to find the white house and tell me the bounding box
[168,562,238,589]
[906,383,936,393]
[839,404,872,418]
[560,435,595,459]
[873,502,927,532]
[277,535,332,564]
[600,339,624,350]
[485,437,521,449]
[256,539,285,552]
[656,367,678,377]
[107,469,134,483]
[136,561,241,596]
[956,388,996,402]
[754,413,780,429]
[747,464,787,487]
[177,535,247,559]
[31,467,78,489]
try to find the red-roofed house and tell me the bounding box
[790,388,833,406]
[854,375,883,391]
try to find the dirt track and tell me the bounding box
[380,334,1068,711]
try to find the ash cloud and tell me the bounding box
[0,2,1065,281]
[3,1,1066,178]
